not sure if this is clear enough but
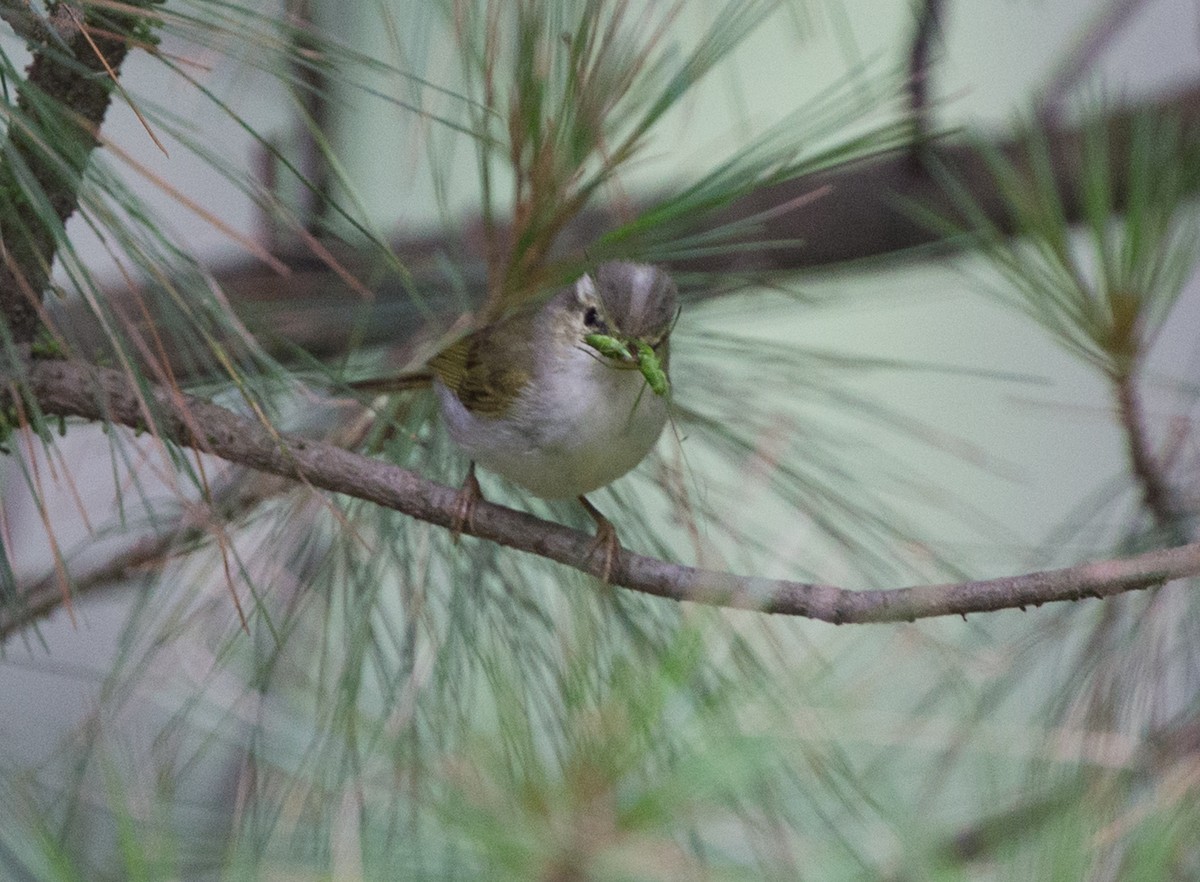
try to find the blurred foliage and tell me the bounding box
[0,1,1198,881]
[930,112,1200,380]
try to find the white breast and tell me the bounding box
[436,344,668,499]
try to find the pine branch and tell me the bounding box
[5,355,1198,636]
[0,0,161,343]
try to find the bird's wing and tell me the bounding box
[428,327,529,418]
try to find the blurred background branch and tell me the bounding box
[46,82,1200,375]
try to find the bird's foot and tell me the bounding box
[451,463,483,544]
[578,495,621,583]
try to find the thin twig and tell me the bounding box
[1114,371,1181,532]
[2,401,378,639]
[5,529,185,637]
[67,5,169,157]
[4,357,1198,635]
[907,0,944,164]
[285,0,333,233]
[1038,0,1153,118]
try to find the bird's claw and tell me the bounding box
[451,464,482,544]
[578,495,621,583]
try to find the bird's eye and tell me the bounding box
[584,306,601,328]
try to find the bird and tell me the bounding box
[357,261,677,579]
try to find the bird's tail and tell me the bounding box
[346,371,436,393]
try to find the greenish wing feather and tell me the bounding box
[428,330,528,417]
[425,338,470,389]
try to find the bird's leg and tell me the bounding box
[451,462,483,544]
[578,495,620,582]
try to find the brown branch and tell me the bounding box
[5,356,1199,637]
[1114,371,1181,532]
[0,0,159,343]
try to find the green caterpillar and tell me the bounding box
[584,333,635,362]
[634,340,669,397]
[585,333,669,398]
